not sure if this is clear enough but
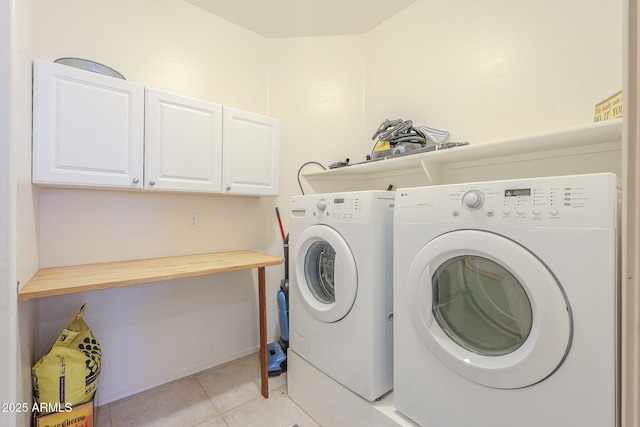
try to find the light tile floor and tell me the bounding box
[95,353,319,427]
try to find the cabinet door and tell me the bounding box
[32,59,145,188]
[145,89,223,193]
[222,107,279,196]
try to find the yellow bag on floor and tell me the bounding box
[32,304,101,414]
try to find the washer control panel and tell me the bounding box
[291,191,395,222]
[323,196,363,220]
[396,173,619,228]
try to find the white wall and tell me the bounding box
[0,0,43,425]
[37,0,269,113]
[16,0,41,416]
[13,0,622,412]
[268,35,367,235]
[287,0,623,196]
[1,0,18,424]
[364,0,622,144]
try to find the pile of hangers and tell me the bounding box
[371,118,449,146]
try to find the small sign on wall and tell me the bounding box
[594,91,623,122]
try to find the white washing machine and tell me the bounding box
[393,173,619,427]
[289,190,395,401]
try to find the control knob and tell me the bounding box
[317,198,327,211]
[462,190,485,210]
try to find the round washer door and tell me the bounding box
[294,224,358,323]
[407,229,572,389]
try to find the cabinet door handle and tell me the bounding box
[149,180,156,186]
[226,186,231,191]
[132,177,140,184]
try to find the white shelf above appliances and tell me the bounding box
[300,119,623,193]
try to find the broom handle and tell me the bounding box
[275,207,286,242]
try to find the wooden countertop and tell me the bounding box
[18,250,284,300]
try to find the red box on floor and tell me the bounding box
[33,400,94,427]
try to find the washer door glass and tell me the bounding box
[407,230,572,389]
[304,241,337,304]
[295,224,358,323]
[433,255,533,357]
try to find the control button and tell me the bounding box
[452,209,460,217]
[486,209,495,217]
[316,199,327,211]
[462,190,485,210]
[550,209,559,216]
[517,209,525,216]
[533,209,541,216]
[503,209,511,216]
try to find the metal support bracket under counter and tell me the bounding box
[18,250,284,399]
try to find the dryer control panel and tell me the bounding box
[395,173,619,228]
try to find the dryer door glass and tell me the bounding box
[304,241,336,304]
[405,229,571,389]
[432,255,533,356]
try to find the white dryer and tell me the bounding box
[289,190,395,401]
[393,173,619,427]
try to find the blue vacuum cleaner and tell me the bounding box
[268,279,288,376]
[269,210,289,376]
[267,340,286,377]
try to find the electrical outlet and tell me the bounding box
[188,213,199,229]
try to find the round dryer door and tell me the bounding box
[294,224,358,323]
[407,229,572,389]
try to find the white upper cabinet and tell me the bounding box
[222,107,279,196]
[145,89,223,193]
[32,59,279,196]
[32,59,145,189]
